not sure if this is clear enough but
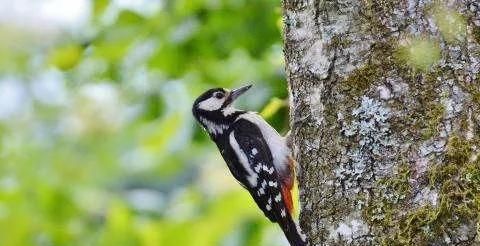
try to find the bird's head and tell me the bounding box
[192,85,252,135]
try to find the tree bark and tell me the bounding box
[282,0,480,245]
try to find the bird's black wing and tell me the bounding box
[230,118,307,246]
[229,119,286,223]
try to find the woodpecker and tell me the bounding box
[192,85,307,246]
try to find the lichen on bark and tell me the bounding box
[282,0,480,245]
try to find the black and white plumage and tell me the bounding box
[192,85,307,246]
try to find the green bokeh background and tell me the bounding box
[0,0,291,245]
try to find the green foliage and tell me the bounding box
[0,0,289,245]
[260,98,286,119]
[48,44,85,70]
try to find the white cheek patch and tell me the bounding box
[198,97,225,111]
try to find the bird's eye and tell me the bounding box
[214,92,224,99]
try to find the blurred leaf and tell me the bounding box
[260,97,286,119]
[161,191,261,246]
[93,0,109,17]
[143,93,166,121]
[138,221,162,246]
[140,113,182,153]
[48,44,83,70]
[117,10,146,26]
[93,31,135,62]
[99,201,139,246]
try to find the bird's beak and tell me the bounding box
[226,84,252,104]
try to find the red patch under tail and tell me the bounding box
[281,156,296,214]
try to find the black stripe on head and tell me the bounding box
[192,88,227,116]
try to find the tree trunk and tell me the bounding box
[282,0,480,245]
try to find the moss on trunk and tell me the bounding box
[282,0,480,245]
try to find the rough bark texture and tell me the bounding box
[282,0,480,245]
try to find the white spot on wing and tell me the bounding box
[262,165,274,174]
[268,181,277,187]
[237,113,290,174]
[229,131,258,187]
[266,204,271,211]
[258,187,265,195]
[254,164,262,173]
[275,193,282,202]
[281,208,286,217]
[251,148,258,155]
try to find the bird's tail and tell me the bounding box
[278,215,307,246]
